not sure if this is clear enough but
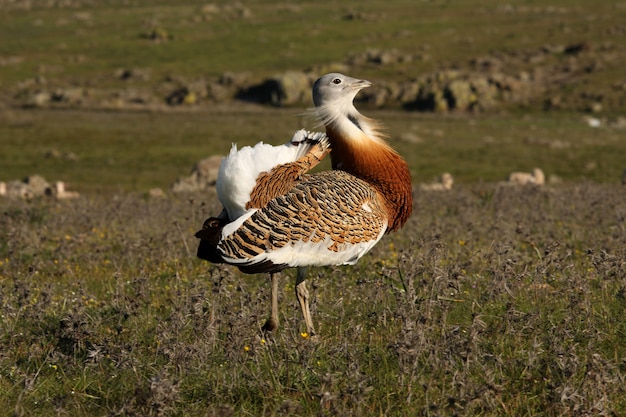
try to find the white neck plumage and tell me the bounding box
[313,102,387,147]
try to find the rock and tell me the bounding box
[171,155,222,193]
[404,72,456,112]
[45,181,79,199]
[29,91,51,107]
[588,102,602,113]
[445,79,474,111]
[269,71,311,106]
[236,71,311,106]
[585,117,602,127]
[192,155,222,184]
[420,173,454,191]
[398,82,421,103]
[469,77,499,110]
[143,26,171,42]
[507,168,545,186]
[148,188,166,198]
[365,85,391,107]
[45,149,62,159]
[24,175,50,195]
[4,181,32,199]
[166,87,195,105]
[347,48,413,66]
[471,56,503,72]
[52,87,86,104]
[1,175,50,199]
[206,82,232,102]
[219,71,252,88]
[116,68,151,81]
[171,177,198,193]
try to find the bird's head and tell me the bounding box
[311,73,374,132]
[312,73,372,109]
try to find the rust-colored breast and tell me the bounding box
[326,127,413,232]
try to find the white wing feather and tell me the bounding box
[216,129,326,220]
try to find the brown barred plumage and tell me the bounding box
[246,137,330,210]
[220,170,387,267]
[196,73,413,335]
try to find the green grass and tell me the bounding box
[1,109,624,193]
[1,0,625,87]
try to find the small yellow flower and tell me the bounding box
[260,339,266,345]
[300,332,309,339]
[243,345,250,352]
[458,240,466,246]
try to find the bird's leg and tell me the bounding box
[295,267,316,335]
[262,273,280,333]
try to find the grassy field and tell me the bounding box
[1,108,625,194]
[1,0,626,416]
[1,0,624,85]
[1,184,625,416]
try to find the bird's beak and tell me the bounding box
[350,78,373,90]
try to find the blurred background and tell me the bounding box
[1,0,625,193]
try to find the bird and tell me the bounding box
[195,73,413,335]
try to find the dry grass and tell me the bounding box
[1,183,625,416]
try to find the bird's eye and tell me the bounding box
[332,78,342,85]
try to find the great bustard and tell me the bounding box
[195,73,412,335]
